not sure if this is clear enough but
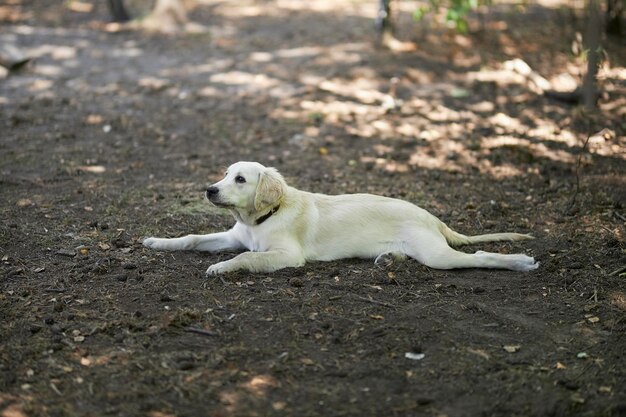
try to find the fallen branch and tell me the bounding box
[106,0,207,34]
[503,58,601,105]
[504,59,551,94]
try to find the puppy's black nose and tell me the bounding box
[206,186,219,198]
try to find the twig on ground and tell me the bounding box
[49,381,63,396]
[566,134,592,213]
[184,327,219,337]
[44,288,67,293]
[352,294,397,309]
[608,266,626,277]
[613,211,626,222]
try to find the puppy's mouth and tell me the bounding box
[209,200,234,209]
[205,194,234,209]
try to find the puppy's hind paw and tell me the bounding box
[374,252,407,269]
[375,252,395,268]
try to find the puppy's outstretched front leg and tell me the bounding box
[206,251,305,275]
[143,231,244,252]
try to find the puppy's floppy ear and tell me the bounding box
[254,167,285,211]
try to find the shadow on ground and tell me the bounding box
[1,1,625,416]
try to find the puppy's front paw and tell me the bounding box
[206,262,231,276]
[143,237,157,248]
[143,237,170,250]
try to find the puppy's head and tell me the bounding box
[206,161,285,214]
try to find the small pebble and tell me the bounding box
[115,274,128,282]
[417,397,433,406]
[289,278,304,287]
[175,361,195,371]
[50,324,63,334]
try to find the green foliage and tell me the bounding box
[413,0,490,33]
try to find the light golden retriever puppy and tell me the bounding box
[143,161,539,275]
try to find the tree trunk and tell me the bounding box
[376,0,393,46]
[107,0,131,22]
[582,0,601,111]
[141,0,189,33]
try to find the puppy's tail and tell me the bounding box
[438,222,534,246]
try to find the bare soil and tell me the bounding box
[1,1,625,416]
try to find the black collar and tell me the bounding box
[255,204,280,225]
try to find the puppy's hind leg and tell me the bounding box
[473,251,539,271]
[404,229,538,271]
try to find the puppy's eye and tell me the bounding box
[235,175,246,184]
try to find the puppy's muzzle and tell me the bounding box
[206,186,219,202]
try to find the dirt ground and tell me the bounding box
[1,1,625,416]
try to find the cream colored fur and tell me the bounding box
[143,161,539,275]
